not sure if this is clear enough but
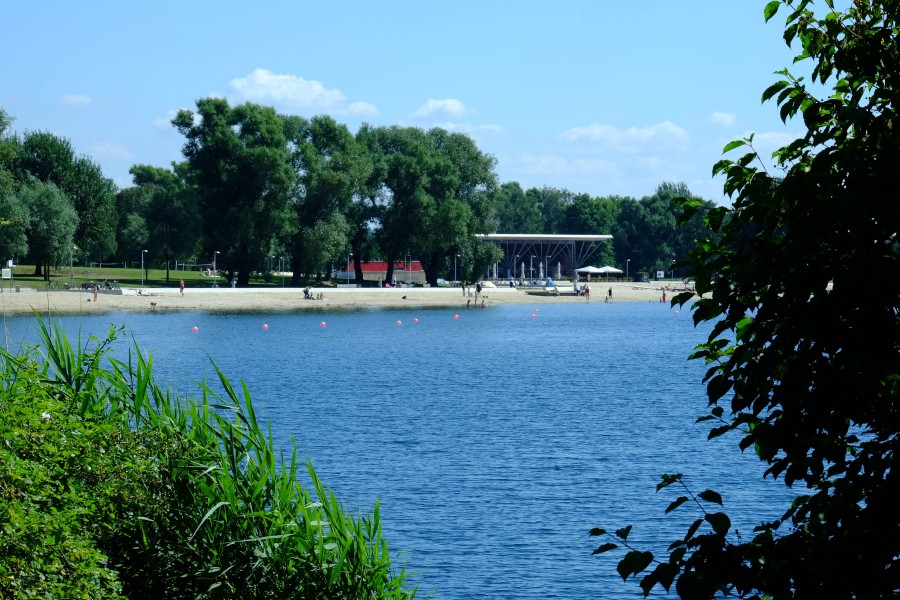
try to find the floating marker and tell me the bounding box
[320,321,326,328]
[262,323,269,330]
[534,308,539,313]
[192,326,199,332]
[531,314,536,319]
[396,320,402,326]
[453,314,460,320]
[674,310,679,315]
[413,318,419,324]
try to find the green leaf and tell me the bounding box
[705,512,731,535]
[764,0,780,21]
[698,490,723,506]
[656,473,683,492]
[665,496,689,514]
[592,542,618,555]
[762,79,791,104]
[722,139,747,154]
[615,525,633,540]
[684,518,703,542]
[617,550,654,582]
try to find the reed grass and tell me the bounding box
[0,316,415,599]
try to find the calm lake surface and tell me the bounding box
[1,302,794,598]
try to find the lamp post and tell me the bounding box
[347,253,352,285]
[454,254,459,283]
[213,250,220,287]
[280,256,284,288]
[626,258,630,280]
[69,245,75,284]
[141,249,148,288]
[529,255,534,285]
[514,254,519,281]
[670,260,676,280]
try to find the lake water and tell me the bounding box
[1,302,794,598]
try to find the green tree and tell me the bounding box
[287,115,368,283]
[0,192,29,261]
[492,181,544,233]
[15,131,117,261]
[560,193,618,267]
[173,99,295,286]
[527,186,574,233]
[361,125,498,286]
[594,2,900,597]
[17,180,78,280]
[128,164,199,282]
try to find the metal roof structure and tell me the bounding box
[475,233,613,280]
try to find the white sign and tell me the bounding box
[1,269,10,279]
[656,271,665,279]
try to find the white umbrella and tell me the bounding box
[597,265,623,274]
[576,266,605,274]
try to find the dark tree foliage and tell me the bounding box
[593,1,900,598]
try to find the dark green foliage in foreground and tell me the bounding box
[0,318,414,599]
[594,1,899,598]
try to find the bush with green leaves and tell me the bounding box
[0,317,414,599]
[593,1,899,598]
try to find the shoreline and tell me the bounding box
[0,282,688,317]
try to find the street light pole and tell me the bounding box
[213,250,220,287]
[454,254,458,283]
[280,256,284,288]
[671,260,676,280]
[347,253,352,285]
[69,245,75,284]
[529,255,534,285]
[141,249,147,288]
[626,258,630,280]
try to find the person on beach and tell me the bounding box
[585,285,590,302]
[466,299,471,309]
[608,287,613,302]
[180,278,185,296]
[92,284,99,303]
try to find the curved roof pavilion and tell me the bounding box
[475,233,613,280]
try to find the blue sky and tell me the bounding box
[2,1,805,203]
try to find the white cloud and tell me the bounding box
[88,141,133,161]
[559,120,690,151]
[708,111,736,127]
[408,99,470,120]
[58,94,92,106]
[226,69,377,116]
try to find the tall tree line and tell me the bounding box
[1,103,715,285]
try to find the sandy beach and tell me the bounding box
[0,282,688,317]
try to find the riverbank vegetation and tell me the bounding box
[0,317,414,599]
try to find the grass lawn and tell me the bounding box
[4,265,295,289]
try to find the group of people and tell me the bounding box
[377,278,404,288]
[303,287,325,300]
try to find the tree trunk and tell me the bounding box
[384,254,396,286]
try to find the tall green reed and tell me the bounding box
[11,315,415,599]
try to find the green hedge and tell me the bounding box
[0,317,415,599]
